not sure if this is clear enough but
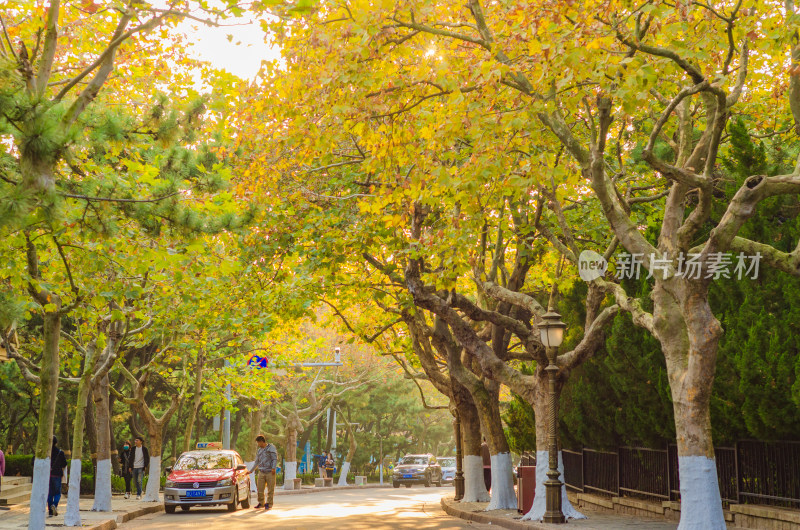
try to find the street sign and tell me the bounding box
[247,355,269,369]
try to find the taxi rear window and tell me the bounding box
[175,453,234,470]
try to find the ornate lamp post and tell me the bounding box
[539,309,567,524]
[454,412,465,501]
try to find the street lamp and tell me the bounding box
[538,309,567,524]
[454,412,464,501]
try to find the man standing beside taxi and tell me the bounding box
[249,434,278,510]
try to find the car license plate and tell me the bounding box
[403,474,412,479]
[186,490,206,497]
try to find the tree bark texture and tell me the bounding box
[28,309,60,530]
[283,413,300,488]
[92,373,113,511]
[64,342,101,526]
[183,353,204,453]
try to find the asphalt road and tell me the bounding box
[116,486,493,530]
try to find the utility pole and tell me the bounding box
[223,359,231,450]
[379,436,384,486]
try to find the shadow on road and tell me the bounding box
[150,489,474,529]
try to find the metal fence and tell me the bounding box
[563,441,800,507]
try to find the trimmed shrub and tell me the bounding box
[111,474,127,493]
[4,454,33,476]
[298,473,315,485]
[80,473,94,494]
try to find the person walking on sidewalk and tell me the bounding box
[248,434,278,510]
[324,452,335,480]
[132,436,149,500]
[48,437,67,517]
[120,441,134,499]
[0,446,5,492]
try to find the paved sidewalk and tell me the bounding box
[441,496,678,530]
[0,495,163,530]
[0,484,391,529]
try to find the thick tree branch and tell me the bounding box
[35,0,59,95]
[614,28,705,84]
[559,304,620,369]
[643,81,711,189]
[706,172,800,256]
[476,279,546,318]
[390,15,489,50]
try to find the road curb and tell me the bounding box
[440,496,542,530]
[82,503,164,530]
[115,503,164,524]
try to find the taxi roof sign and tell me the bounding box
[196,442,223,450]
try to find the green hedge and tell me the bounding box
[78,474,165,494]
[331,472,356,483]
[297,473,315,485]
[5,455,167,494]
[111,474,126,493]
[4,455,33,476]
[5,455,95,478]
[80,473,94,494]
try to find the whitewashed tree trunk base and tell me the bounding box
[143,456,161,502]
[522,451,586,521]
[246,461,257,492]
[337,462,351,486]
[283,461,298,490]
[29,458,50,530]
[486,453,516,510]
[64,459,83,526]
[462,455,490,502]
[92,459,112,511]
[677,456,725,530]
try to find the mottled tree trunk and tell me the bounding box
[142,418,164,502]
[29,309,60,530]
[470,379,516,510]
[108,386,121,475]
[109,421,120,476]
[283,414,300,488]
[59,401,70,456]
[231,410,243,453]
[183,353,204,452]
[65,343,100,526]
[244,409,263,461]
[92,374,112,511]
[653,280,724,529]
[169,420,179,464]
[245,408,263,492]
[337,414,357,486]
[85,397,98,464]
[452,378,488,503]
[524,369,584,521]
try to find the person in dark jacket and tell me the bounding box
[119,441,133,499]
[131,436,149,499]
[48,436,68,517]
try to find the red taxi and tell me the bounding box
[163,443,251,513]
